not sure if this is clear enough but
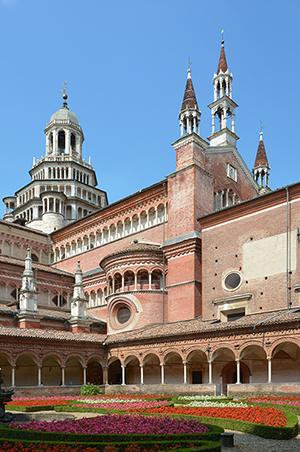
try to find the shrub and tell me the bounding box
[80,384,103,396]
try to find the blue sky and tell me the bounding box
[0,0,299,211]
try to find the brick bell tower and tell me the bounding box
[164,64,214,322]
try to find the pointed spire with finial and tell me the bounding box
[181,59,198,112]
[71,261,88,320]
[254,124,269,170]
[62,81,69,109]
[253,124,270,192]
[179,60,201,137]
[217,30,228,74]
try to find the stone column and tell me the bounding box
[183,362,187,384]
[121,365,126,385]
[211,111,215,134]
[134,273,137,291]
[160,364,165,384]
[267,358,272,383]
[208,361,213,384]
[121,275,125,292]
[11,366,16,387]
[236,359,240,384]
[149,272,152,290]
[38,366,42,386]
[83,367,87,385]
[61,367,65,386]
[140,365,144,385]
[103,366,108,385]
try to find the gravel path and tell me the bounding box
[222,429,300,451]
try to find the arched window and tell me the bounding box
[58,130,65,153]
[71,133,76,152]
[137,270,149,290]
[124,271,134,291]
[114,273,122,293]
[49,132,53,152]
[152,270,163,290]
[31,253,39,262]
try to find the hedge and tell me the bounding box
[0,438,221,451]
[8,405,58,412]
[166,412,298,440]
[0,425,223,444]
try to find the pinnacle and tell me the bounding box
[254,134,269,169]
[217,40,228,74]
[181,70,198,112]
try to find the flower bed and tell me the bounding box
[246,396,300,415]
[71,400,169,411]
[0,416,223,451]
[186,401,248,408]
[140,406,298,439]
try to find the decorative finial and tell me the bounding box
[61,81,69,109]
[259,120,263,141]
[221,29,224,46]
[187,57,192,79]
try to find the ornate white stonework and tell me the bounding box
[2,88,107,233]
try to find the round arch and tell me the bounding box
[65,356,83,385]
[41,355,62,386]
[143,353,161,384]
[186,349,208,384]
[125,355,140,385]
[16,353,38,386]
[0,353,12,387]
[164,351,183,384]
[108,357,122,385]
[86,358,103,385]
[271,341,300,383]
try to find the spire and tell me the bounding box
[254,130,269,169]
[253,127,270,193]
[61,81,69,109]
[179,63,201,137]
[217,33,228,74]
[181,64,198,112]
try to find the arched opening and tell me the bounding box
[0,354,12,387]
[109,224,116,241]
[186,350,208,384]
[16,354,38,386]
[151,270,163,290]
[125,356,140,384]
[132,215,139,232]
[71,133,76,152]
[114,273,122,293]
[157,204,165,223]
[140,211,147,229]
[124,271,135,291]
[272,342,300,382]
[164,352,183,384]
[86,359,103,385]
[117,221,123,238]
[137,269,149,290]
[65,357,83,385]
[49,132,53,152]
[212,347,236,394]
[41,355,61,386]
[58,130,65,153]
[108,358,122,385]
[143,353,161,384]
[124,218,131,235]
[240,345,266,383]
[148,207,156,226]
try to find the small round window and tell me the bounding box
[116,306,131,324]
[224,272,242,291]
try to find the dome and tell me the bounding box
[49,107,79,125]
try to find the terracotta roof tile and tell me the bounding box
[0,325,106,343]
[106,309,300,344]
